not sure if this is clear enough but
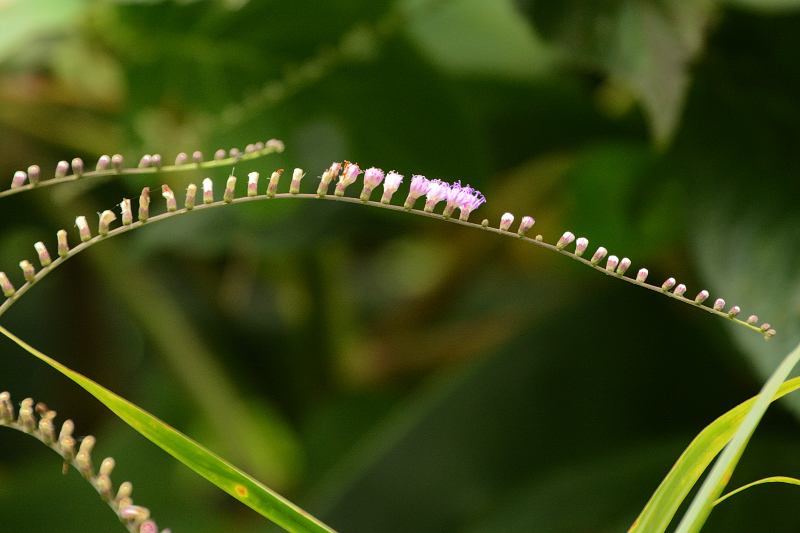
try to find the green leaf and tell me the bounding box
[715,476,800,506]
[629,358,800,533]
[0,324,337,533]
[530,0,715,144]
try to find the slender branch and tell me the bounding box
[0,185,775,338]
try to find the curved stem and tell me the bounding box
[0,192,770,337]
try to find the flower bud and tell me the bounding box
[203,178,214,204]
[185,184,197,210]
[34,242,51,267]
[224,175,236,203]
[97,474,114,501]
[255,141,265,151]
[111,154,123,171]
[229,147,240,159]
[98,210,116,236]
[76,216,91,242]
[116,481,133,500]
[160,185,176,212]
[499,213,514,231]
[138,155,151,168]
[100,457,115,476]
[55,160,69,178]
[0,272,15,297]
[175,152,188,166]
[727,305,740,317]
[713,298,725,311]
[60,435,76,462]
[557,231,575,250]
[214,149,227,160]
[574,237,588,257]
[11,171,27,188]
[120,505,150,522]
[247,172,259,197]
[404,175,431,210]
[71,159,83,177]
[636,268,648,282]
[290,168,304,195]
[267,169,282,198]
[266,139,284,152]
[381,171,404,203]
[96,155,111,171]
[518,216,535,237]
[616,257,631,275]
[661,278,676,292]
[19,260,35,283]
[605,255,619,272]
[335,162,361,197]
[746,315,758,325]
[695,290,709,304]
[39,418,55,445]
[0,392,13,422]
[193,151,203,164]
[765,329,776,339]
[139,188,150,222]
[139,519,160,533]
[28,165,40,184]
[360,167,385,202]
[674,284,686,297]
[590,247,607,265]
[57,230,69,257]
[245,143,255,154]
[76,449,93,478]
[760,323,771,332]
[151,154,162,169]
[121,198,133,225]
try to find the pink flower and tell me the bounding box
[335,162,361,196]
[363,167,385,189]
[404,175,431,210]
[424,180,450,212]
[381,171,404,204]
[456,186,485,221]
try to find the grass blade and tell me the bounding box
[0,324,337,533]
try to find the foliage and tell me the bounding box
[1,1,800,532]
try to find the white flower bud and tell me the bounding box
[290,168,304,195]
[34,242,51,267]
[224,175,236,203]
[0,272,15,297]
[161,185,177,212]
[695,290,709,304]
[247,172,259,197]
[590,247,607,265]
[605,255,619,272]
[98,210,116,236]
[121,198,132,225]
[57,230,69,257]
[556,231,575,250]
[76,216,91,242]
[185,184,197,210]
[727,305,740,317]
[674,284,686,297]
[518,216,535,237]
[713,298,725,311]
[616,257,631,275]
[267,170,282,198]
[574,237,588,257]
[636,268,648,282]
[499,213,514,231]
[203,178,214,204]
[661,278,676,292]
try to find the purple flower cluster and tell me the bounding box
[403,176,485,221]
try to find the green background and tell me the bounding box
[1,0,799,531]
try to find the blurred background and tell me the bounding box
[0,1,799,531]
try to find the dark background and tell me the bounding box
[0,1,799,531]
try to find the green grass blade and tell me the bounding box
[714,476,800,506]
[0,324,337,533]
[674,339,800,533]
[629,363,800,533]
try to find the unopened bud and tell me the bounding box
[713,298,725,311]
[695,290,709,304]
[28,165,40,184]
[224,175,236,203]
[747,315,758,325]
[120,505,150,522]
[55,161,69,178]
[661,278,676,292]
[203,178,214,204]
[121,198,132,225]
[185,184,197,210]
[518,216,535,237]
[674,284,686,297]
[138,155,152,168]
[57,230,69,257]
[59,419,74,441]
[111,154,123,171]
[100,457,115,476]
[76,450,93,477]
[255,141,265,151]
[267,169,282,198]
[19,260,35,283]
[76,216,91,242]
[616,257,631,275]
[151,154,162,169]
[245,143,256,154]
[60,435,76,462]
[590,247,607,265]
[71,159,83,177]
[574,237,588,257]
[765,329,776,339]
[11,171,27,188]
[175,152,188,166]
[116,481,132,500]
[266,139,284,152]
[98,210,116,236]
[139,188,150,222]
[605,255,619,272]
[161,185,177,212]
[193,151,203,164]
[97,474,113,501]
[499,213,514,231]
[214,149,227,160]
[636,268,648,282]
[139,519,159,533]
[0,272,15,297]
[229,147,240,159]
[290,168,304,195]
[760,323,771,332]
[96,155,111,171]
[247,172,259,197]
[727,305,740,317]
[557,231,575,249]
[34,242,51,267]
